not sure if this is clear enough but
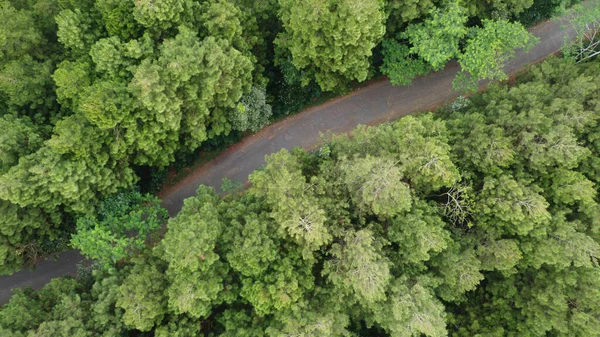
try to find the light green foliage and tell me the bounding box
[87,267,128,335]
[89,37,131,78]
[525,124,591,170]
[250,149,331,251]
[403,1,468,70]
[514,268,600,336]
[52,60,91,108]
[55,8,100,55]
[276,0,386,91]
[132,0,189,30]
[221,195,315,316]
[0,289,47,332]
[450,114,516,175]
[77,80,131,129]
[266,300,350,337]
[456,19,538,91]
[0,114,136,213]
[384,2,538,90]
[0,327,24,337]
[374,278,448,337]
[147,27,253,152]
[239,250,314,316]
[154,315,201,337]
[324,229,391,305]
[201,0,251,53]
[432,246,484,301]
[521,213,600,269]
[27,317,90,337]
[459,267,600,337]
[475,176,550,236]
[340,155,412,217]
[392,115,460,193]
[0,1,44,62]
[476,239,522,275]
[0,278,92,336]
[464,0,534,17]
[160,186,228,318]
[116,256,167,331]
[95,0,140,40]
[226,214,278,277]
[216,309,267,337]
[70,191,167,266]
[548,169,596,207]
[389,201,451,265]
[0,201,62,275]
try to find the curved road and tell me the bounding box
[0,16,577,304]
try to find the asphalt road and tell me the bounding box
[0,16,578,305]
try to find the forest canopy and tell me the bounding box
[0,0,590,274]
[1,55,599,336]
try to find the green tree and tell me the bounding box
[266,300,350,337]
[0,56,55,111]
[380,40,431,86]
[225,213,278,278]
[388,200,451,265]
[403,1,468,70]
[95,0,141,40]
[383,2,538,90]
[323,229,391,306]
[475,176,551,237]
[0,201,63,275]
[0,1,45,62]
[476,238,522,275]
[70,191,167,267]
[154,315,201,337]
[55,7,101,55]
[250,149,331,252]
[455,19,538,91]
[431,246,484,301]
[0,115,43,173]
[116,255,167,331]
[276,0,386,91]
[340,155,412,217]
[132,0,195,31]
[391,115,460,194]
[77,79,132,130]
[374,277,448,337]
[160,186,228,318]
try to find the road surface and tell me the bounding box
[0,16,578,305]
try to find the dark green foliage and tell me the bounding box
[70,191,167,267]
[517,0,583,26]
[381,40,431,86]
